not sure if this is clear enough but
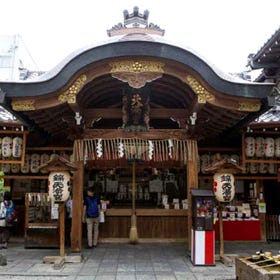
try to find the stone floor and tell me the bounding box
[0,239,279,279]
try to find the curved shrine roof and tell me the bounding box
[0,7,276,145]
[0,33,273,100]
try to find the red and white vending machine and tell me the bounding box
[191,189,215,266]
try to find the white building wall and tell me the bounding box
[0,34,38,81]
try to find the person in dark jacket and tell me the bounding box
[82,187,100,248]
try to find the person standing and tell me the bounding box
[83,187,100,248]
[0,192,16,249]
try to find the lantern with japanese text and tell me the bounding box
[2,136,12,158]
[245,137,255,157]
[213,172,235,202]
[30,153,40,173]
[12,137,23,158]
[40,153,50,174]
[203,157,243,203]
[21,154,30,174]
[255,137,265,157]
[264,137,274,157]
[11,163,20,173]
[275,137,280,158]
[39,155,77,204]
[48,171,71,203]
[2,163,10,173]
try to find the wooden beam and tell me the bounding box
[83,108,189,125]
[82,128,190,140]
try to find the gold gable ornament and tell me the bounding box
[110,61,164,89]
[12,100,35,111]
[185,75,215,103]
[58,74,87,104]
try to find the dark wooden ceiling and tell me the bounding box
[20,73,252,146]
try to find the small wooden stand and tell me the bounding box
[43,204,82,269]
[39,155,81,269]
[203,155,243,267]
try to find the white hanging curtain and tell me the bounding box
[73,138,198,164]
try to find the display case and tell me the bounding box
[191,189,215,266]
[191,189,214,231]
[25,192,59,248]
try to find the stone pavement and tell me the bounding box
[0,239,279,280]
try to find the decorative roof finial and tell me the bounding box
[107,7,164,37]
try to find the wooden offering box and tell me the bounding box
[236,255,280,280]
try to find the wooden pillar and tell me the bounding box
[59,203,65,257]
[187,155,198,251]
[71,161,84,252]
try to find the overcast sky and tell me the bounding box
[1,0,279,74]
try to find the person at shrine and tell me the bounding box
[82,187,100,248]
[0,192,16,249]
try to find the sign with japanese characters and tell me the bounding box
[213,173,235,202]
[48,171,71,203]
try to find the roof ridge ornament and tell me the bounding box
[107,6,165,37]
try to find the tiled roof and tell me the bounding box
[249,26,280,69]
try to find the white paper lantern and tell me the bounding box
[48,171,71,203]
[275,138,280,158]
[259,163,267,174]
[30,153,40,173]
[245,137,255,157]
[249,163,259,174]
[12,137,23,158]
[264,137,274,157]
[50,153,57,160]
[268,163,277,174]
[255,137,265,157]
[21,154,30,174]
[11,164,20,173]
[2,163,10,173]
[2,137,12,158]
[213,173,235,202]
[40,153,50,174]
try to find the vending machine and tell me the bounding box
[191,189,215,266]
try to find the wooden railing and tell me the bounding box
[266,215,280,240]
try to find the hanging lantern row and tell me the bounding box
[245,137,280,158]
[0,153,74,174]
[245,162,278,175]
[199,153,278,175]
[0,136,23,158]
